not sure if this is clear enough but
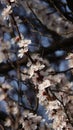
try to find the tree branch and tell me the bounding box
[40,37,73,55]
[0,55,28,75]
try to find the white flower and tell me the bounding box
[18,38,31,48]
[18,38,31,58]
[10,0,15,2]
[52,110,67,130]
[2,81,11,90]
[18,48,25,58]
[0,88,6,100]
[5,118,11,127]
[2,5,12,19]
[39,79,50,90]
[48,100,60,111]
[28,61,45,78]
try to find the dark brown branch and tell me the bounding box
[46,87,73,126]
[0,36,73,75]
[61,98,73,126]
[0,55,28,75]
[8,0,21,39]
[48,0,73,22]
[48,67,73,75]
[26,1,61,41]
[40,37,73,55]
[25,3,73,55]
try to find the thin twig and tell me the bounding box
[8,0,21,39]
[26,1,61,40]
[49,67,73,75]
[0,55,28,75]
[48,88,73,126]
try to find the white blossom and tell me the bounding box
[18,38,31,58]
[5,118,11,127]
[2,5,12,20]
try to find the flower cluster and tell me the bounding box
[0,1,73,130]
[17,36,31,58]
